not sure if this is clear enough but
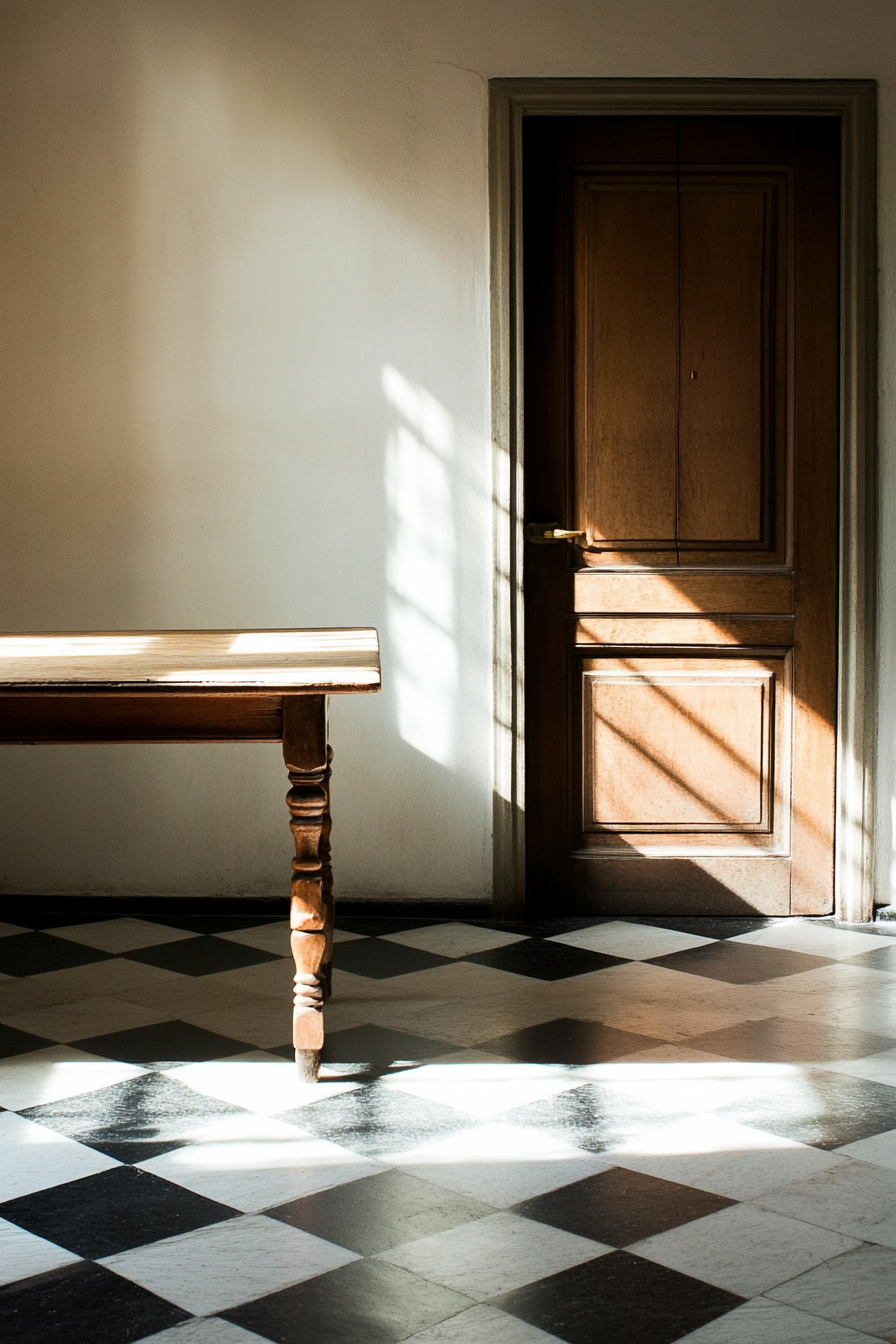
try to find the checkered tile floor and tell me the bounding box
[3,909,896,1342]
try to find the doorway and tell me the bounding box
[489,81,877,921]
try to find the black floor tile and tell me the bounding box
[321,1023,454,1072]
[330,938,452,979]
[0,932,114,977]
[492,1251,742,1344]
[479,1018,665,1065]
[503,1082,693,1155]
[22,1071,246,1162]
[685,1015,896,1065]
[0,912,115,931]
[265,1042,303,1061]
[283,1082,474,1156]
[268,1169,494,1254]
[0,1263,188,1344]
[124,936,282,976]
[469,918,613,938]
[0,1165,237,1258]
[512,1167,735,1246]
[463,940,626,980]
[224,1258,473,1344]
[0,1023,56,1057]
[144,915,283,934]
[649,941,835,983]
[70,1018,253,1066]
[714,1067,896,1149]
[334,917,444,937]
[845,943,896,973]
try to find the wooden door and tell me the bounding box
[523,117,840,916]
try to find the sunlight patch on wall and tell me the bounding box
[383,365,458,767]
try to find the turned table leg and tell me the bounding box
[283,695,331,1081]
[321,744,335,1001]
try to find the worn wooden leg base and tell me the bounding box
[295,1048,321,1082]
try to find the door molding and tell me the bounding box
[489,78,878,920]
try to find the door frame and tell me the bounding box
[489,77,878,920]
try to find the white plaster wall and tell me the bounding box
[0,0,893,902]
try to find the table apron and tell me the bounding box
[0,691,328,743]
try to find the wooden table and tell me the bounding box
[0,629,381,1079]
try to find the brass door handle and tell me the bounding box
[525,522,587,545]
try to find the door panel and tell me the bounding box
[567,854,793,916]
[523,116,839,916]
[584,664,773,831]
[574,617,795,646]
[577,652,790,847]
[678,187,771,544]
[574,179,679,544]
[573,570,795,613]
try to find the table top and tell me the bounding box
[0,629,381,693]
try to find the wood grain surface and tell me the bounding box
[0,629,380,692]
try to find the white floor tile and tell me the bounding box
[0,957,181,1011]
[0,1216,82,1287]
[0,995,172,1044]
[201,959,296,1000]
[386,960,551,999]
[754,1157,896,1247]
[728,923,886,959]
[139,1319,272,1343]
[0,1045,144,1110]
[327,969,452,1007]
[547,921,714,960]
[214,1049,295,1064]
[0,1111,119,1200]
[784,998,896,1034]
[402,1304,564,1343]
[378,1210,608,1301]
[381,924,529,958]
[679,1295,884,1343]
[316,1000,380,1033]
[577,1000,770,1042]
[215,923,291,955]
[611,1045,735,1066]
[767,1242,896,1339]
[368,993,562,1048]
[630,1202,859,1297]
[552,961,730,1014]
[385,1120,610,1206]
[762,962,896,997]
[691,982,803,1019]
[838,1126,896,1169]
[380,1062,585,1118]
[608,1113,847,1199]
[577,1059,801,1116]
[165,1059,359,1114]
[47,918,199,953]
[179,1001,292,1050]
[424,1049,518,1065]
[0,922,27,939]
[822,1047,896,1086]
[101,1215,358,1315]
[138,1112,384,1210]
[114,979,267,1015]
